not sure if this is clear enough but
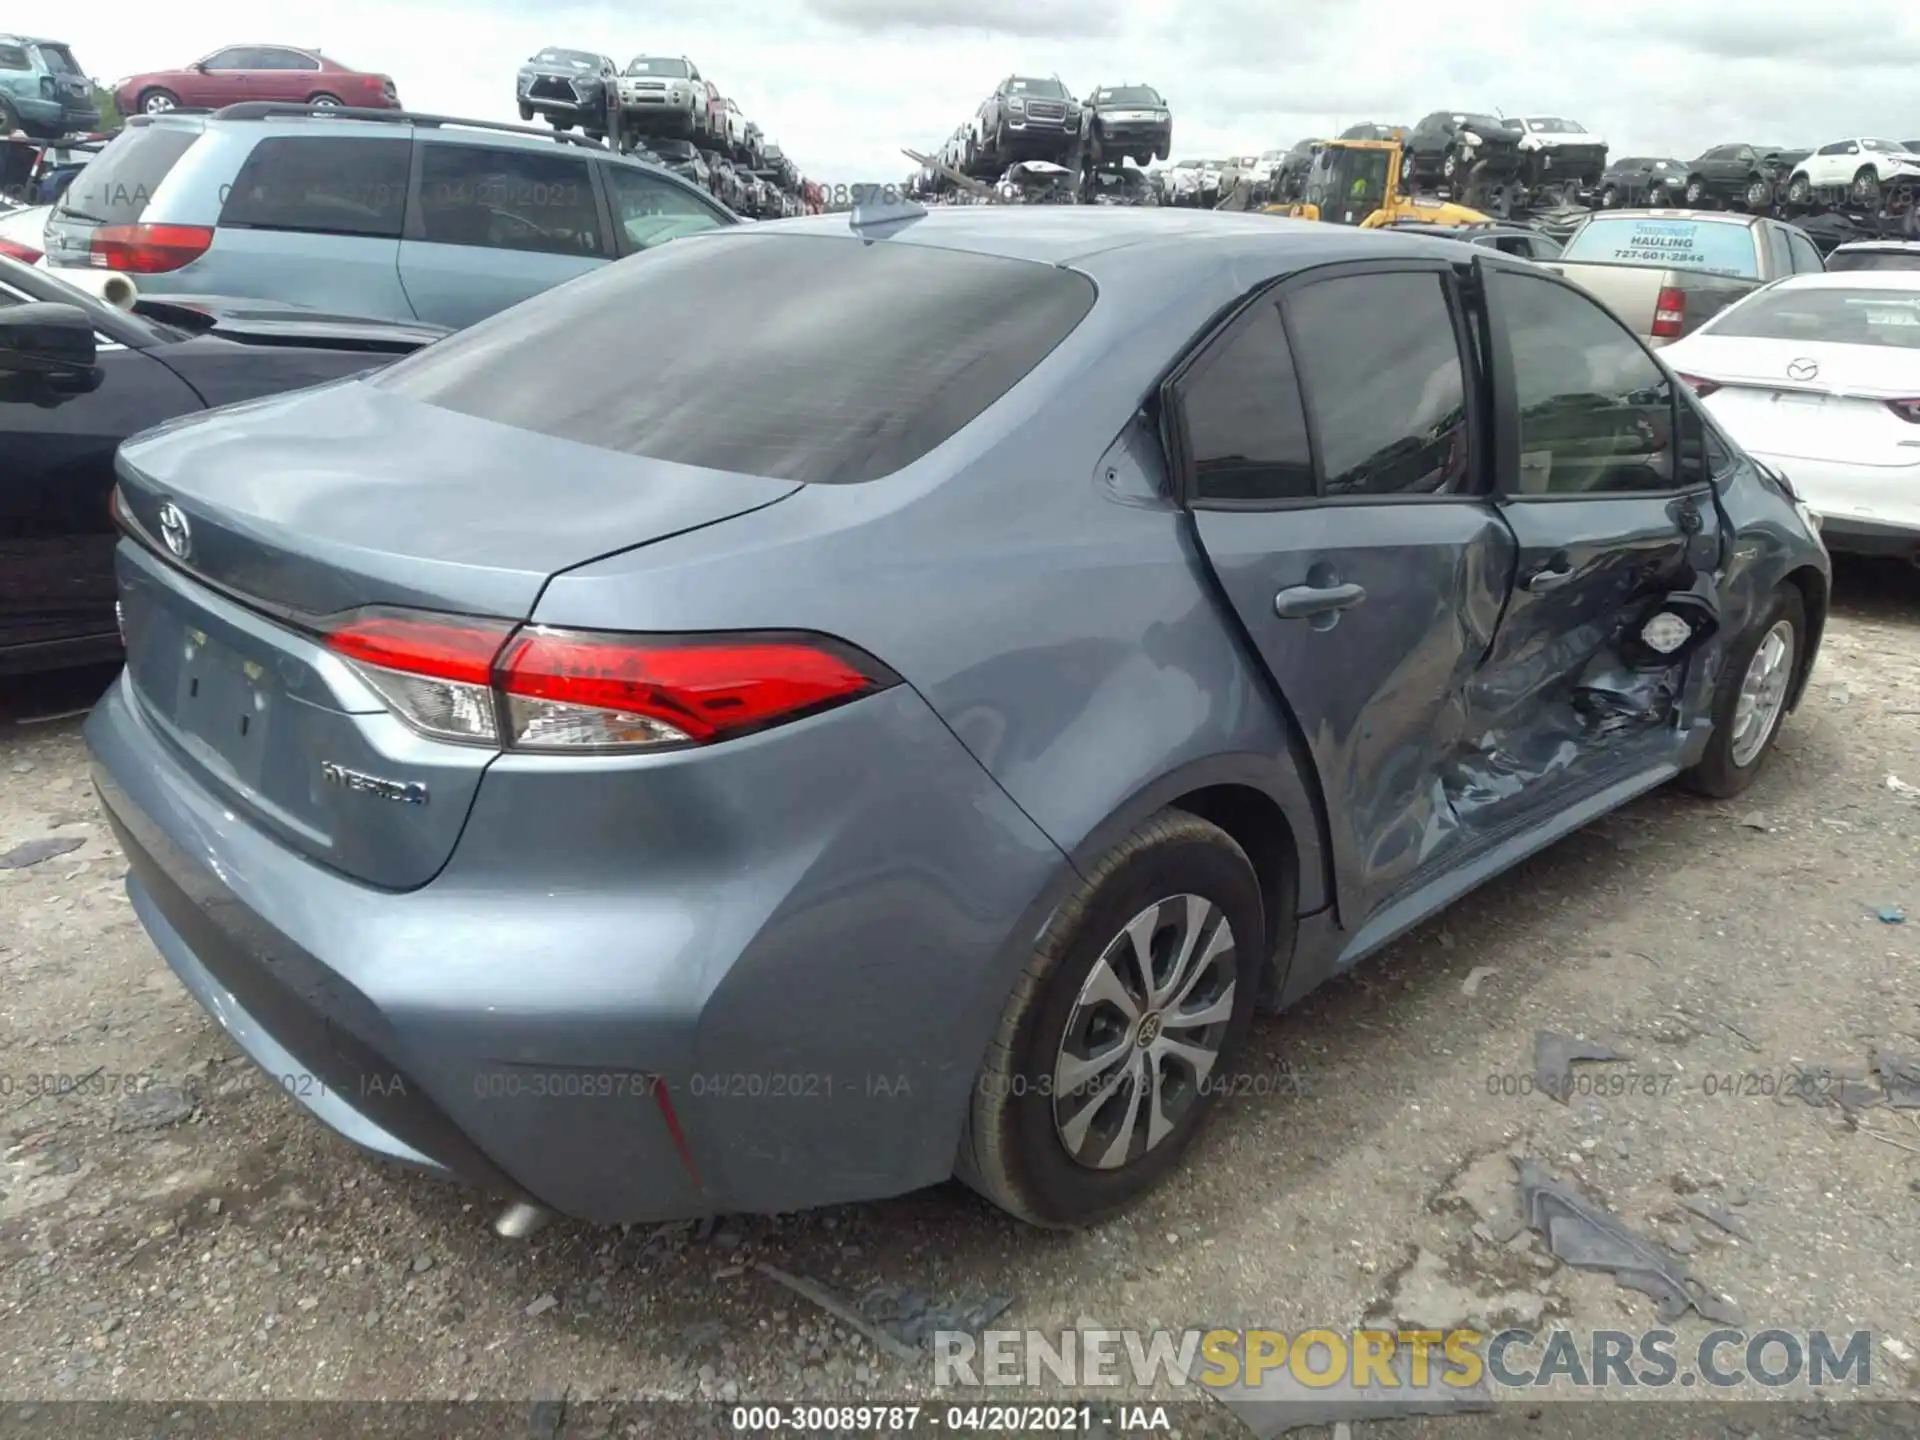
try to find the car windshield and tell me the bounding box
[1708,286,1920,346]
[1561,216,1761,279]
[372,233,1098,485]
[1825,249,1920,273]
[626,57,689,77]
[1007,78,1067,98]
[1314,149,1391,208]
[534,49,598,68]
[1094,86,1159,105]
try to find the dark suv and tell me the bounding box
[1081,84,1171,166]
[515,47,618,139]
[1403,111,1524,192]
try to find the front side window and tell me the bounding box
[1284,273,1470,497]
[602,164,729,251]
[1179,299,1314,505]
[416,143,601,257]
[1490,269,1678,495]
[372,233,1096,484]
[202,48,251,69]
[219,136,408,237]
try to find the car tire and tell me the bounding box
[1681,584,1806,800]
[1684,177,1708,206]
[306,93,343,108]
[1852,166,1881,208]
[1744,175,1772,210]
[1786,171,1812,207]
[956,808,1266,1227]
[517,102,534,121]
[137,88,180,115]
[1598,184,1618,208]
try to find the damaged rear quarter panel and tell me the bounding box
[1701,456,1831,707]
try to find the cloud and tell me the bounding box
[69,0,1920,184]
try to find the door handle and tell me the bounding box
[1274,582,1367,619]
[1524,563,1574,592]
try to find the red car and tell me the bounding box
[111,45,399,117]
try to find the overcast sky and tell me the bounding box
[77,0,1920,184]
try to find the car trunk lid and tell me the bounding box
[1679,337,1920,467]
[111,379,799,890]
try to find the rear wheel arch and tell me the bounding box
[1167,784,1301,1003]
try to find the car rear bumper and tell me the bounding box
[12,95,98,131]
[86,666,1068,1224]
[1746,450,1920,554]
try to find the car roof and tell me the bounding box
[140,108,675,166]
[2,34,70,45]
[1769,269,1920,292]
[1584,208,1763,226]
[752,206,1503,272]
[1830,239,1920,252]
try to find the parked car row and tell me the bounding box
[512,46,815,212]
[924,76,1172,188]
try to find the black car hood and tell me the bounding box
[134,295,448,351]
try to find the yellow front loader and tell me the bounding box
[1263,137,1490,228]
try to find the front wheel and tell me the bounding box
[1682,585,1805,798]
[1786,171,1812,206]
[1853,166,1882,208]
[957,809,1266,1227]
[517,102,533,121]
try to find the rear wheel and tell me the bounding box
[137,88,179,115]
[1786,171,1812,206]
[1684,176,1708,206]
[307,93,343,108]
[1599,183,1619,208]
[957,809,1265,1227]
[1682,585,1805,798]
[1744,175,1772,209]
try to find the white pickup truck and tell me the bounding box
[1546,209,1827,346]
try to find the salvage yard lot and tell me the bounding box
[1,560,1917,1421]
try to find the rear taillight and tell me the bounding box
[88,223,213,273]
[1886,398,1920,423]
[0,237,41,264]
[1676,373,1721,397]
[1651,286,1686,340]
[321,609,896,752]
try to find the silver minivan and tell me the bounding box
[41,104,737,328]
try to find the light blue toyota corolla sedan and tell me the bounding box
[87,206,1828,1230]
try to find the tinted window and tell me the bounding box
[262,49,319,71]
[1284,273,1470,497]
[1826,249,1920,273]
[1180,300,1313,504]
[219,136,408,237]
[56,124,199,226]
[1761,224,1792,275]
[416,144,602,257]
[1561,216,1760,279]
[1490,270,1677,495]
[203,49,250,68]
[1705,286,1920,348]
[0,44,29,70]
[602,163,729,251]
[373,233,1096,484]
[1785,231,1824,273]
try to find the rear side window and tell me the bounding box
[56,125,200,226]
[219,136,409,238]
[373,233,1097,484]
[1284,274,1470,497]
[416,143,602,257]
[1826,249,1920,273]
[1179,299,1314,504]
[1561,216,1761,279]
[0,43,29,71]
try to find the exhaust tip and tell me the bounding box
[492,1200,554,1239]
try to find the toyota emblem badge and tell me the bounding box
[157,502,192,560]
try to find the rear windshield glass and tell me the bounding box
[1562,216,1760,279]
[1708,286,1920,347]
[55,124,199,226]
[33,43,82,75]
[372,233,1097,484]
[1825,250,1920,273]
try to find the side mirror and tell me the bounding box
[191,60,209,73]
[0,302,99,378]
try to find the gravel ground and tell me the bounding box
[2,557,1917,1435]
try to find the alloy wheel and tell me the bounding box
[1729,620,1795,768]
[143,94,174,114]
[1052,895,1237,1171]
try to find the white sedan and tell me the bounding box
[1662,271,1920,561]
